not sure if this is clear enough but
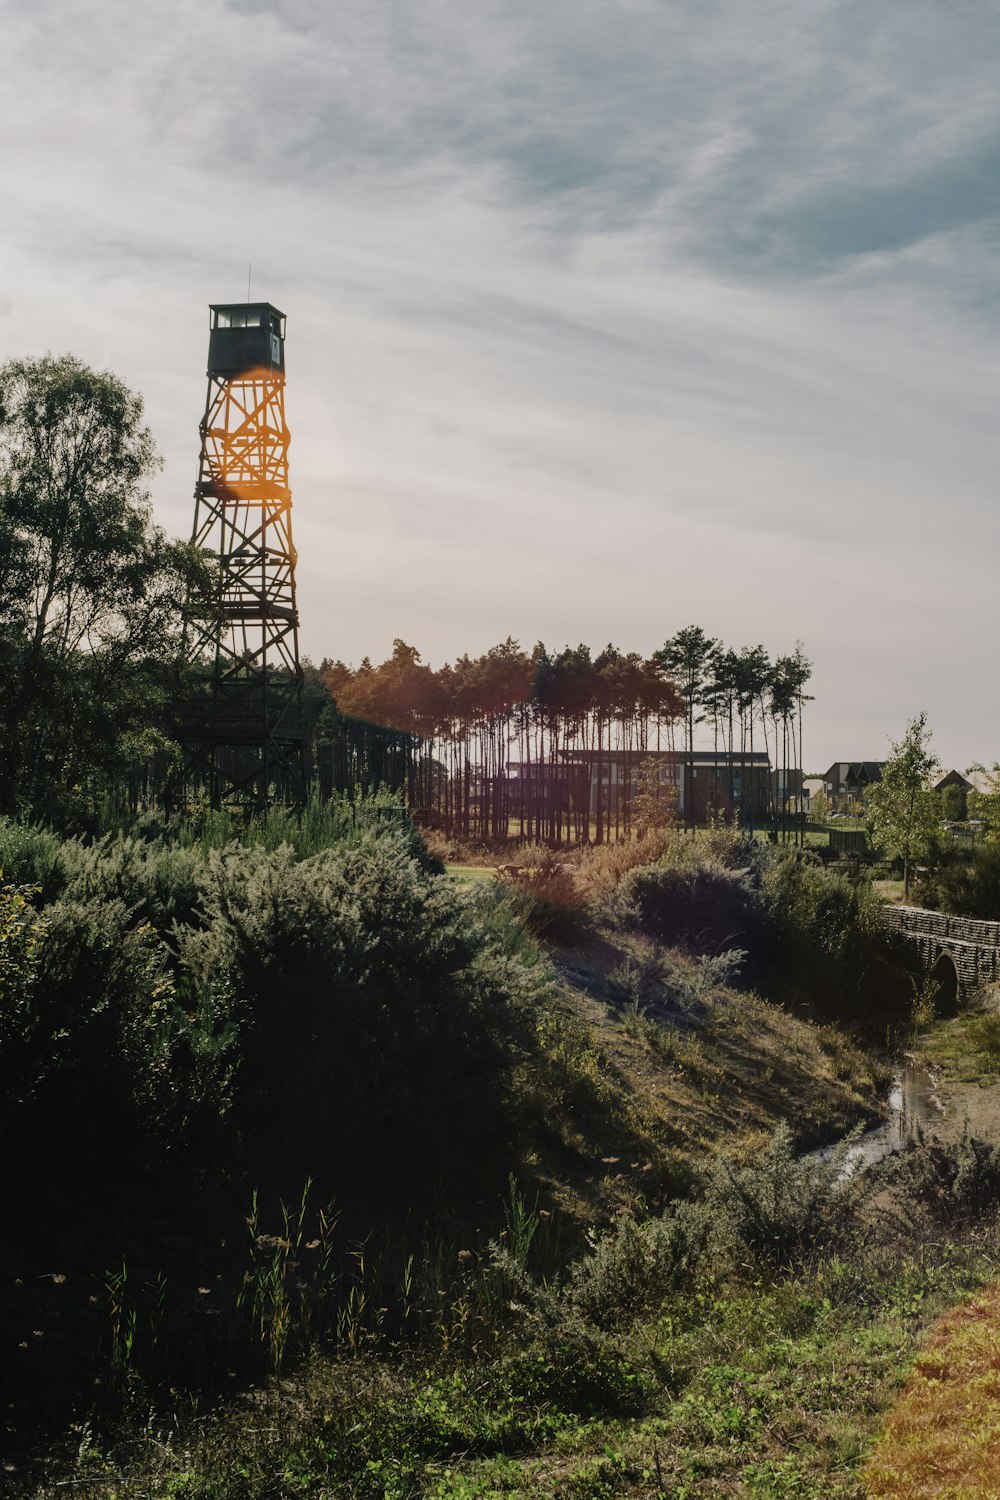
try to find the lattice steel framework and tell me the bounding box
[178,303,305,809]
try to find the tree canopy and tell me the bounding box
[0,355,201,820]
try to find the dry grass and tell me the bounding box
[426,828,670,883]
[498,848,586,908]
[417,827,514,867]
[863,1281,1000,1498]
[443,834,673,939]
[571,831,671,900]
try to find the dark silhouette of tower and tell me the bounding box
[178,302,305,808]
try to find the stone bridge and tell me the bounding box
[882,904,1000,1002]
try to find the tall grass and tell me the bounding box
[173,789,414,860]
[238,1181,338,1372]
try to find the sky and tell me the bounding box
[4,0,1000,771]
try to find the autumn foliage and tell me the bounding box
[321,637,685,844]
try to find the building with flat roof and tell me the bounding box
[507,748,773,824]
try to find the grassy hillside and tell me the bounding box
[518,928,883,1227]
[7,816,995,1498]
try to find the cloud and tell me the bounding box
[3,0,1000,767]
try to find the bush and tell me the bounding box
[614,858,762,956]
[497,850,586,940]
[758,850,908,1025]
[0,819,68,903]
[0,877,47,1122]
[875,1127,1000,1225]
[917,843,1000,921]
[496,1324,652,1418]
[181,830,548,1194]
[57,835,204,933]
[572,831,671,903]
[606,946,745,1019]
[971,1013,1000,1070]
[1,893,179,1188]
[695,816,762,871]
[704,1121,867,1267]
[568,1201,710,1328]
[0,817,551,1209]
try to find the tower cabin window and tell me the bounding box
[215,309,263,329]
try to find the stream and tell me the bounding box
[809,1061,945,1177]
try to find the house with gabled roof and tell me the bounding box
[934,768,995,820]
[822,761,883,812]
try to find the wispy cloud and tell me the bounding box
[3,0,999,766]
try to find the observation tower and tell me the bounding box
[177,302,305,809]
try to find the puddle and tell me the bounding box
[807,1061,944,1178]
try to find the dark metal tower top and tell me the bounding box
[208,302,286,377]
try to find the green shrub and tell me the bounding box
[694,817,762,870]
[918,843,1000,920]
[971,1013,1000,1070]
[0,819,68,903]
[614,859,762,956]
[569,1201,710,1328]
[496,1324,652,1418]
[0,877,47,1121]
[181,830,548,1194]
[607,946,745,1020]
[175,789,434,866]
[758,850,908,1025]
[1,894,179,1184]
[875,1126,1000,1224]
[56,835,204,933]
[704,1121,867,1267]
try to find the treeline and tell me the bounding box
[320,630,813,843]
[0,356,198,823]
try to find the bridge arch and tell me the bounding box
[883,904,1000,1006]
[928,949,960,1014]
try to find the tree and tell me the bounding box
[656,626,719,831]
[0,354,200,818]
[965,765,1000,841]
[809,789,829,824]
[866,713,941,899]
[633,755,678,837]
[733,643,770,832]
[939,782,966,823]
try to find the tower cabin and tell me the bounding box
[208,302,286,378]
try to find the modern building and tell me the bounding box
[507,749,773,825]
